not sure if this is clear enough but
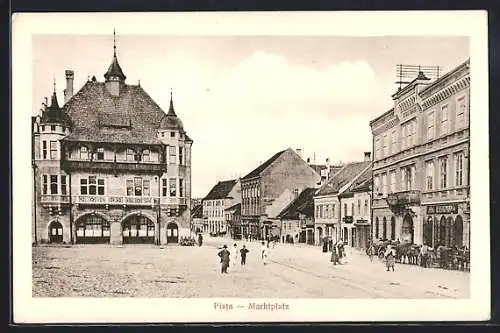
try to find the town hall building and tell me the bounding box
[31,33,193,245]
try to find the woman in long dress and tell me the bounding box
[231,243,239,270]
[384,244,396,271]
[261,241,269,265]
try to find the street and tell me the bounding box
[32,237,469,298]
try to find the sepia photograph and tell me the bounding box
[12,11,490,323]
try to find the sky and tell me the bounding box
[32,35,469,198]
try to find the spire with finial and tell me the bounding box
[104,29,126,82]
[168,88,177,116]
[113,28,116,57]
[50,79,59,109]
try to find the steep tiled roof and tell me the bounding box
[242,149,287,180]
[204,179,238,200]
[316,161,371,196]
[159,94,184,130]
[224,203,241,215]
[41,92,72,127]
[104,52,126,82]
[350,166,372,193]
[61,80,174,145]
[278,187,317,220]
[191,204,202,219]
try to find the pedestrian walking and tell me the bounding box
[384,244,396,272]
[330,243,339,265]
[218,245,230,274]
[198,233,203,247]
[367,242,375,262]
[231,243,239,269]
[420,243,429,267]
[240,245,249,265]
[261,241,269,265]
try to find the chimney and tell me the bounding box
[364,152,371,162]
[296,148,303,160]
[64,70,74,104]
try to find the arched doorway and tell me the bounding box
[424,216,433,246]
[48,221,63,243]
[401,214,414,244]
[446,216,453,246]
[76,214,110,244]
[390,216,396,241]
[122,215,155,244]
[167,222,179,243]
[455,215,464,247]
[316,226,323,244]
[439,216,447,246]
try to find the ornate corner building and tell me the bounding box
[31,36,193,245]
[369,59,470,249]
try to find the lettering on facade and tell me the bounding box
[426,204,458,215]
[342,216,353,223]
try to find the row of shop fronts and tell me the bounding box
[371,201,470,249]
[47,213,180,244]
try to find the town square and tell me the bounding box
[29,29,472,301]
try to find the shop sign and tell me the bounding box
[342,216,353,223]
[426,204,458,215]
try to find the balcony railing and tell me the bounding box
[386,190,421,206]
[40,194,70,205]
[75,195,158,207]
[61,159,167,174]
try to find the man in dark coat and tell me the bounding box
[240,245,249,265]
[198,233,203,247]
[218,245,230,273]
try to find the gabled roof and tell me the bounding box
[350,166,372,193]
[224,203,241,214]
[191,204,202,219]
[278,188,317,220]
[339,165,372,197]
[61,80,172,145]
[241,149,288,180]
[204,179,238,200]
[316,161,371,196]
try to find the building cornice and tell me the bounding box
[421,76,470,110]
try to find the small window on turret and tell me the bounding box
[51,125,56,131]
[161,132,165,137]
[170,132,175,138]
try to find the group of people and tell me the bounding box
[366,241,397,272]
[217,241,271,274]
[330,241,347,265]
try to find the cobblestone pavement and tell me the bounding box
[32,237,469,298]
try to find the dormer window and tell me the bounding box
[170,131,175,138]
[142,149,150,162]
[51,125,56,131]
[80,146,89,160]
[41,125,45,132]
